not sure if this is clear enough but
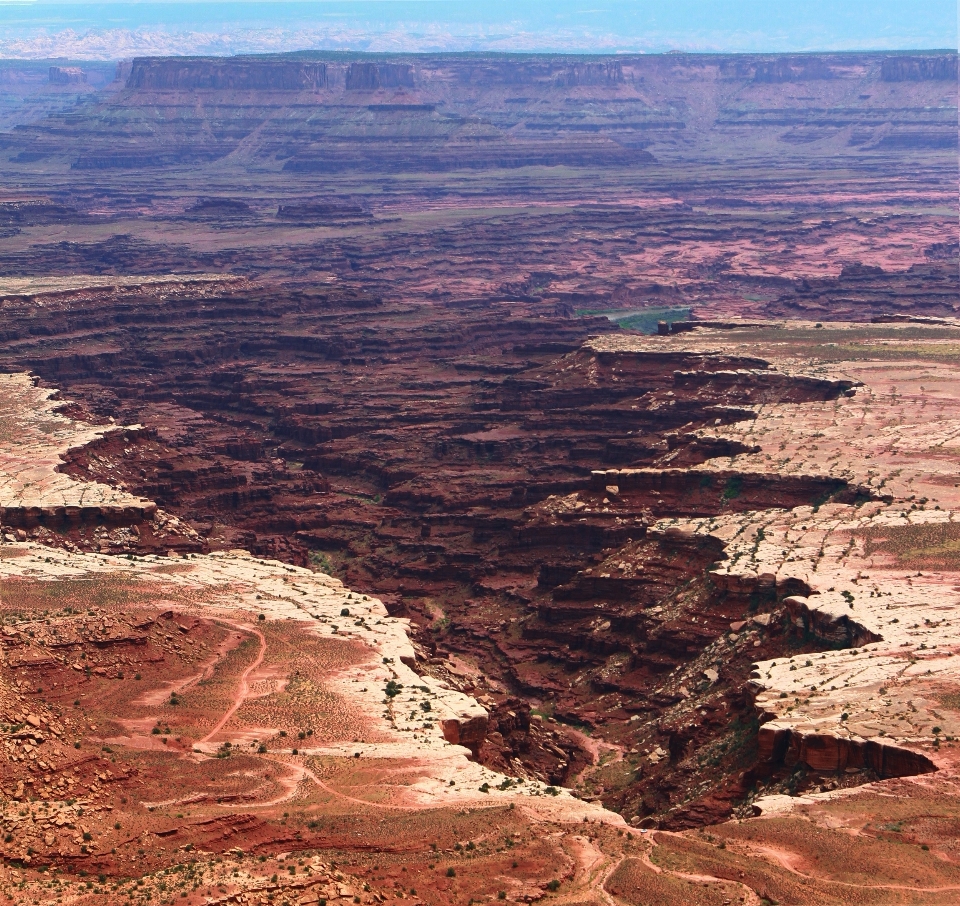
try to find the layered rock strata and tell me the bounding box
[6,277,955,825]
[0,52,953,317]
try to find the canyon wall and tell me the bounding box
[0,50,954,318]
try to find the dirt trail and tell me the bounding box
[751,842,960,894]
[648,832,764,905]
[563,836,622,906]
[132,629,242,708]
[648,831,960,900]
[566,728,626,789]
[201,622,266,744]
[140,750,424,813]
[262,759,430,812]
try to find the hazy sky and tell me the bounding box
[0,0,956,60]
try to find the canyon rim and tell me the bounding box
[0,29,958,906]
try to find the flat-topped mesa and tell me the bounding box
[673,369,861,403]
[186,198,253,220]
[881,54,959,82]
[589,468,879,515]
[49,66,87,85]
[276,200,372,223]
[126,58,329,91]
[120,50,958,95]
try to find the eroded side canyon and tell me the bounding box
[0,47,958,906]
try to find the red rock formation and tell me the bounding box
[0,501,156,530]
[881,54,958,81]
[781,595,883,648]
[0,48,955,833]
[756,725,936,779]
[0,277,880,819]
[440,713,488,758]
[126,58,329,90]
[48,67,86,85]
[345,62,414,90]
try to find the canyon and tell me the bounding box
[0,48,957,904]
[0,50,954,315]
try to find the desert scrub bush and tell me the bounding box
[309,551,334,574]
[722,477,742,501]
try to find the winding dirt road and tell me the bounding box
[201,622,266,744]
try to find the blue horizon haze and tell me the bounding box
[0,1,955,60]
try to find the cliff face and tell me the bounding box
[126,58,329,90]
[0,273,906,825]
[752,56,836,83]
[117,49,960,93]
[345,61,414,90]
[0,50,953,321]
[48,66,86,85]
[556,61,624,86]
[881,54,958,81]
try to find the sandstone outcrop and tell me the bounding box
[881,54,958,81]
[756,725,936,778]
[48,66,86,85]
[126,58,329,90]
[0,372,157,530]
